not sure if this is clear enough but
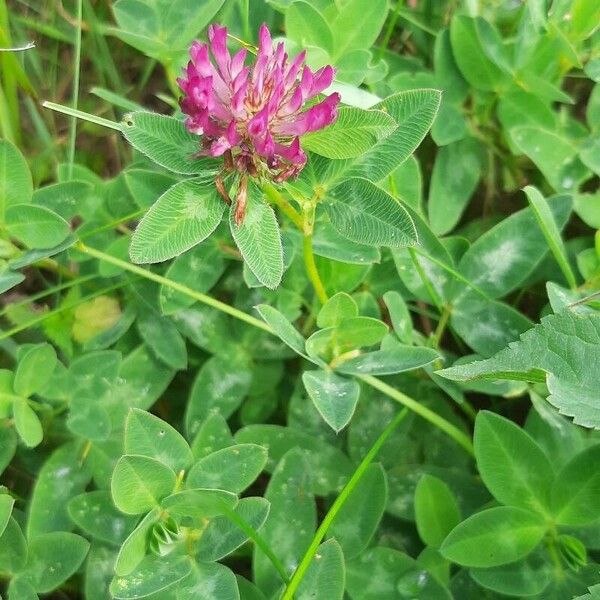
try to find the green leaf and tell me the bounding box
[285,0,334,53]
[326,178,417,248]
[114,508,160,576]
[474,411,554,513]
[336,345,439,376]
[7,577,38,600]
[414,474,461,548]
[438,312,600,428]
[511,126,588,192]
[428,137,482,235]
[177,562,240,600]
[24,532,89,593]
[255,304,315,362]
[330,0,387,57]
[196,497,270,562]
[0,517,27,574]
[129,179,225,264]
[125,408,193,472]
[14,343,57,397]
[27,443,92,538]
[551,444,600,525]
[302,370,360,432]
[382,291,413,343]
[0,270,25,294]
[0,139,32,220]
[303,107,397,159]
[185,354,252,438]
[0,494,14,537]
[110,553,192,599]
[317,292,358,328]
[440,507,546,568]
[469,547,553,597]
[159,242,225,314]
[68,491,137,545]
[230,183,283,289]
[187,444,268,493]
[297,539,345,600]
[111,455,176,514]
[453,194,572,302]
[160,488,237,520]
[253,449,316,595]
[121,112,215,175]
[329,464,387,559]
[5,204,70,249]
[191,413,234,460]
[450,15,507,90]
[136,312,187,370]
[524,185,577,289]
[235,425,352,495]
[13,397,43,448]
[346,547,452,599]
[348,90,441,181]
[571,0,600,40]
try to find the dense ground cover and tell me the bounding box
[1,0,600,598]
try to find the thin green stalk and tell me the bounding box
[282,408,409,599]
[0,273,96,318]
[222,507,289,585]
[262,183,304,230]
[378,0,403,59]
[433,304,452,348]
[303,234,328,305]
[74,242,272,333]
[67,0,83,179]
[42,101,121,131]
[357,374,474,455]
[0,282,126,341]
[241,0,250,41]
[408,247,443,309]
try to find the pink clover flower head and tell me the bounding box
[178,23,340,183]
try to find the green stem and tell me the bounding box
[67,0,83,179]
[303,234,328,305]
[378,0,403,60]
[76,241,473,453]
[433,304,452,348]
[262,183,304,230]
[43,100,121,131]
[282,408,409,599]
[357,374,474,455]
[74,241,272,333]
[222,507,289,585]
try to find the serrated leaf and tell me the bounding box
[303,107,397,159]
[6,204,70,249]
[130,179,225,264]
[326,178,417,248]
[121,112,215,175]
[438,312,600,428]
[348,89,441,181]
[303,370,360,432]
[440,507,546,568]
[230,184,283,289]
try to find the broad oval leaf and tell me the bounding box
[336,346,439,376]
[297,539,345,600]
[125,408,193,472]
[129,179,225,264]
[302,370,360,432]
[230,183,283,289]
[0,139,33,218]
[317,292,358,328]
[177,561,240,600]
[302,107,397,159]
[327,178,417,248]
[440,507,546,568]
[14,343,57,397]
[187,444,268,493]
[474,411,554,514]
[121,111,216,174]
[111,455,176,514]
[6,204,70,249]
